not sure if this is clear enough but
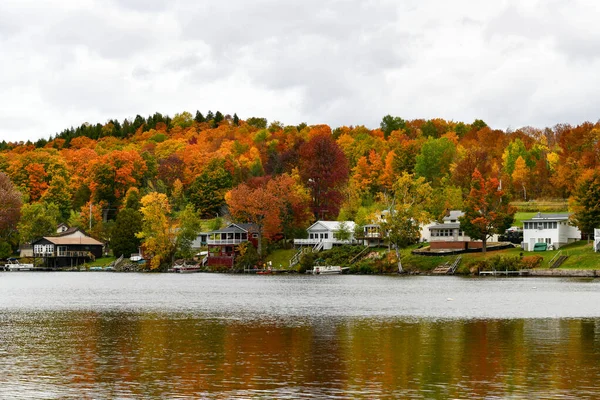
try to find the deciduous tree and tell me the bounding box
[18,202,60,244]
[414,137,456,186]
[299,132,349,219]
[0,172,22,246]
[459,169,515,253]
[380,173,433,273]
[137,193,176,270]
[226,183,281,257]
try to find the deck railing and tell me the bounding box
[34,251,92,258]
[207,238,246,245]
[293,238,356,246]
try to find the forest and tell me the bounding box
[1,110,599,269]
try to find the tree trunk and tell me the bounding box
[395,246,403,273]
[482,236,487,254]
[257,227,263,258]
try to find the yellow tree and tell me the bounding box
[137,193,176,270]
[511,156,529,200]
[380,173,433,273]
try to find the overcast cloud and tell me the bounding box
[1,0,599,142]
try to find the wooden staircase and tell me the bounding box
[551,255,569,268]
[432,255,462,275]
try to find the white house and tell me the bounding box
[595,229,600,252]
[522,213,581,251]
[294,221,357,250]
[428,210,501,250]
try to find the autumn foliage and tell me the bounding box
[1,110,600,259]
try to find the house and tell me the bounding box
[195,223,259,267]
[32,231,104,268]
[359,223,385,247]
[294,221,357,251]
[427,210,501,250]
[594,229,600,252]
[522,213,581,251]
[428,211,475,250]
[56,223,69,234]
[20,226,89,258]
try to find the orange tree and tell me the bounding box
[459,168,515,253]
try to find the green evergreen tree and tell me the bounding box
[111,208,143,258]
[571,170,600,240]
[188,159,233,217]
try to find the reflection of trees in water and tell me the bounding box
[3,313,600,398]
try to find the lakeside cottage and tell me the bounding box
[294,220,357,250]
[522,213,581,251]
[427,210,499,251]
[195,223,259,267]
[32,227,104,268]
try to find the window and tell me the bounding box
[546,238,551,244]
[252,233,258,238]
[324,233,328,239]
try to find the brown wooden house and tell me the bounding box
[196,223,259,267]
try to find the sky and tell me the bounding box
[1,0,599,142]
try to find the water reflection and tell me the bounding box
[2,311,600,398]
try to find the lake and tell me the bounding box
[1,273,600,399]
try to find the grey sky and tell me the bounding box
[1,0,599,142]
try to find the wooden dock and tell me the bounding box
[479,270,523,276]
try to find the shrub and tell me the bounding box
[521,255,543,269]
[297,252,315,274]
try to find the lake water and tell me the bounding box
[2,273,600,399]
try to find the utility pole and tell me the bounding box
[89,202,92,231]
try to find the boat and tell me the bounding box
[172,263,202,273]
[3,258,35,271]
[256,268,273,275]
[309,265,348,275]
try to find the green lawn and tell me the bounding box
[513,212,537,228]
[511,199,568,213]
[265,249,297,269]
[442,241,598,270]
[83,256,116,268]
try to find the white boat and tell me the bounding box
[171,263,202,273]
[310,265,348,275]
[4,258,35,271]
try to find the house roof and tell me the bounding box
[38,236,104,246]
[307,220,356,231]
[56,227,86,237]
[525,212,571,222]
[429,223,461,230]
[202,223,259,235]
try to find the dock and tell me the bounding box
[479,270,523,276]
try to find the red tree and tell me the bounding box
[298,132,349,219]
[0,172,22,242]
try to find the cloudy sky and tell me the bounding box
[1,0,599,142]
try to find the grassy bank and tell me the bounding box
[266,240,600,275]
[511,199,568,213]
[402,240,599,272]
